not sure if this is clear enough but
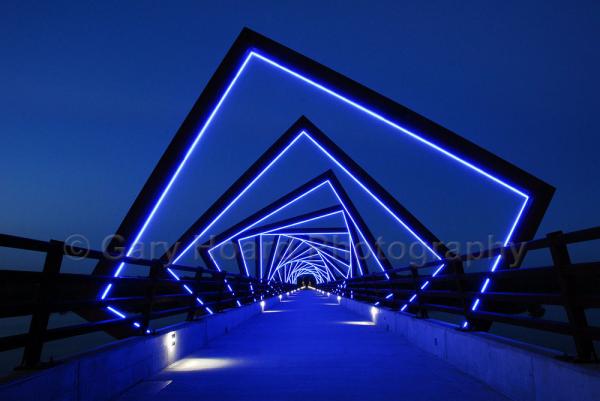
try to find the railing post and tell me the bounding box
[257,279,264,300]
[547,231,596,361]
[236,275,243,305]
[449,257,473,330]
[141,259,161,332]
[410,264,428,318]
[217,272,227,311]
[21,240,64,368]
[186,268,204,321]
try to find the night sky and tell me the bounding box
[1,1,599,269]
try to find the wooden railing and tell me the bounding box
[0,233,295,369]
[317,227,600,362]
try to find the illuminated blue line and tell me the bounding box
[207,250,240,303]
[273,259,330,283]
[211,181,330,250]
[269,238,293,280]
[250,52,528,199]
[102,48,532,325]
[268,231,348,236]
[239,210,346,240]
[277,240,304,269]
[480,278,491,293]
[106,306,126,319]
[198,129,431,280]
[100,283,113,300]
[313,250,346,278]
[466,196,529,323]
[237,239,251,276]
[166,268,180,280]
[230,206,358,276]
[200,128,440,279]
[300,241,350,269]
[267,235,281,281]
[259,234,263,279]
[288,262,329,283]
[312,247,350,278]
[233,210,351,280]
[275,260,329,277]
[277,234,352,280]
[252,52,532,317]
[288,237,351,253]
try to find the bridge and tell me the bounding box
[116,290,511,401]
[1,29,599,401]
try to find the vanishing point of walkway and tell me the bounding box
[117,290,508,401]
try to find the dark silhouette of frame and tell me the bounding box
[162,117,449,277]
[96,28,553,278]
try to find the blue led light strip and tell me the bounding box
[288,263,328,284]
[101,50,530,325]
[279,259,330,284]
[203,177,370,279]
[286,236,351,268]
[251,51,530,316]
[275,234,352,279]
[277,244,332,282]
[257,234,337,284]
[239,230,351,283]
[240,232,351,278]
[204,171,390,281]
[276,242,339,282]
[199,131,440,278]
[269,231,352,280]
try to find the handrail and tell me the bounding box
[317,226,600,362]
[0,234,296,368]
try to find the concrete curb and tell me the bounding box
[0,297,280,401]
[336,294,600,401]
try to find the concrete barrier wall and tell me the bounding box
[337,295,600,401]
[0,297,279,401]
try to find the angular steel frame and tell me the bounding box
[95,29,555,331]
[194,168,394,279]
[214,206,353,281]
[232,206,351,277]
[96,28,553,278]
[173,118,447,270]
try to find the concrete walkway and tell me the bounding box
[116,290,509,401]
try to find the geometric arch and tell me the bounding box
[95,29,554,326]
[170,117,447,278]
[97,28,553,277]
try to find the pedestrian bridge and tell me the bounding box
[117,289,510,401]
[2,283,599,401]
[1,28,599,401]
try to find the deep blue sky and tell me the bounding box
[1,1,599,265]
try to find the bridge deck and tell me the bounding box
[117,290,508,401]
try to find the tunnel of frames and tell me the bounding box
[10,27,600,375]
[2,26,600,378]
[93,28,553,335]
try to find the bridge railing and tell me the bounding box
[0,233,294,369]
[317,227,600,362]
